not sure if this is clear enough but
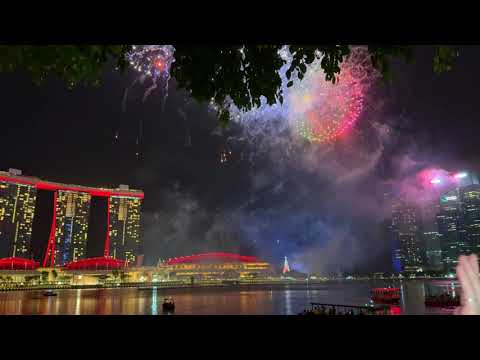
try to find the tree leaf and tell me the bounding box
[219,109,230,128]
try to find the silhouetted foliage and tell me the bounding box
[0,45,458,126]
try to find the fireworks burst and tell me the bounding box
[224,46,379,153]
[119,45,175,157]
[289,60,364,143]
[293,47,378,143]
[125,45,175,103]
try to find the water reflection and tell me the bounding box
[240,292,248,313]
[151,288,157,315]
[75,290,81,315]
[285,289,292,315]
[403,281,426,315]
[0,281,456,315]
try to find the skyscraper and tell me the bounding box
[0,170,37,259]
[381,219,401,273]
[108,194,142,264]
[391,200,423,273]
[437,190,467,273]
[382,183,404,273]
[52,190,91,266]
[421,201,442,272]
[460,184,480,255]
[1,169,144,267]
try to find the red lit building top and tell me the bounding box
[166,252,260,265]
[0,257,39,270]
[0,170,144,199]
[62,257,127,270]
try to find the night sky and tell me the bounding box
[1,46,480,273]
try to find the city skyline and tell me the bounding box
[389,171,480,275]
[2,46,480,275]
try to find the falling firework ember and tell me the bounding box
[120,45,175,157]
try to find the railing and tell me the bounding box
[305,302,392,315]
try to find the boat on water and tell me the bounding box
[43,290,57,297]
[162,297,175,314]
[371,287,400,304]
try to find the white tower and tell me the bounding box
[282,256,290,274]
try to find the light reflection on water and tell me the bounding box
[0,281,454,315]
[151,287,157,315]
[285,289,292,315]
[75,290,80,315]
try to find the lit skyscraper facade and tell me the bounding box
[391,200,423,273]
[381,184,403,273]
[437,191,467,273]
[1,170,144,267]
[421,201,442,272]
[460,184,480,255]
[0,173,37,259]
[108,195,142,264]
[52,191,91,266]
[387,171,480,274]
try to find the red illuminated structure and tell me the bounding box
[104,196,111,258]
[371,287,401,304]
[166,252,260,265]
[389,306,401,315]
[43,191,58,267]
[0,174,144,200]
[62,257,127,270]
[0,171,144,268]
[0,257,39,270]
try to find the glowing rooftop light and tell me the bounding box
[454,172,468,179]
[430,179,441,184]
[444,196,458,201]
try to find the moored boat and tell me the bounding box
[371,287,400,304]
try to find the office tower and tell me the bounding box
[381,219,401,273]
[460,184,480,255]
[2,169,144,267]
[421,201,442,271]
[391,200,423,273]
[0,174,37,258]
[437,191,468,273]
[52,191,91,266]
[381,183,403,273]
[108,195,142,264]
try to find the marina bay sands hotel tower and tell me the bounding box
[0,169,144,267]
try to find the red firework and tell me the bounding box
[292,47,376,143]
